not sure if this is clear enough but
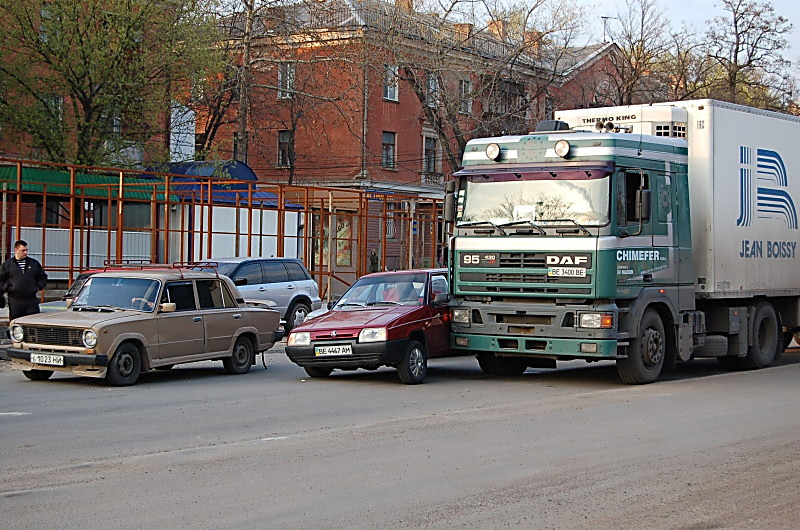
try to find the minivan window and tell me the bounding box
[263,261,289,283]
[236,261,263,285]
[285,261,309,281]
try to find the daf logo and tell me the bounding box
[330,330,337,337]
[546,255,589,266]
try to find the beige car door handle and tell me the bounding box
[193,316,202,322]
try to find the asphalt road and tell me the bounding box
[2,345,799,529]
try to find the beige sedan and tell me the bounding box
[6,268,281,385]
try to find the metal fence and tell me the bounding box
[0,158,446,301]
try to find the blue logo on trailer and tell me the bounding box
[736,147,798,229]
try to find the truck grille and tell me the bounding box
[457,251,594,296]
[22,326,84,347]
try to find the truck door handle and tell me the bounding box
[233,313,241,319]
[193,316,202,322]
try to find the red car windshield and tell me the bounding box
[336,273,427,307]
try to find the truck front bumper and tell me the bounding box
[450,332,618,358]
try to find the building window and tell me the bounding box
[39,3,52,42]
[458,79,472,114]
[278,62,295,99]
[426,74,439,108]
[383,65,399,101]
[278,130,293,167]
[423,136,437,174]
[381,131,396,169]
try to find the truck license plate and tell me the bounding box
[548,267,587,278]
[314,344,352,356]
[30,353,64,366]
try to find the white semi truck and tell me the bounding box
[444,99,800,383]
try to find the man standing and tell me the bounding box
[1,240,48,320]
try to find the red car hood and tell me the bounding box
[295,305,416,333]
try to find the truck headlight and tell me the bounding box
[359,327,386,343]
[82,330,98,348]
[10,324,24,342]
[288,331,310,346]
[579,313,614,329]
[451,308,471,324]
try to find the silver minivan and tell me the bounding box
[211,258,322,331]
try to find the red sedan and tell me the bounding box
[285,269,453,384]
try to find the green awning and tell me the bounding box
[0,166,174,201]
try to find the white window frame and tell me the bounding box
[278,62,295,99]
[426,74,439,108]
[383,65,399,101]
[458,79,472,114]
[381,131,396,169]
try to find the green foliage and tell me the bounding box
[0,0,224,166]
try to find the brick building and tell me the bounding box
[203,0,618,197]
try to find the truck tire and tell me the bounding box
[742,302,780,369]
[476,353,527,376]
[617,308,665,384]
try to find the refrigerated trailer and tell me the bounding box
[444,99,800,383]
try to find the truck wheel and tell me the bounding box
[476,353,527,376]
[398,340,427,384]
[285,301,311,333]
[223,337,254,374]
[476,353,494,374]
[617,308,665,384]
[742,302,780,369]
[106,343,142,386]
[304,366,332,378]
[23,369,53,381]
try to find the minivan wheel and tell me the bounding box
[285,301,311,332]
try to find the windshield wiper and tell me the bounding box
[551,219,592,236]
[338,302,365,308]
[456,220,507,235]
[498,220,546,235]
[370,301,400,306]
[72,305,116,312]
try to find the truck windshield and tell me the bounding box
[457,171,610,226]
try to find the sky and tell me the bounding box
[583,0,800,63]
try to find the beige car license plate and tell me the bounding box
[30,353,64,366]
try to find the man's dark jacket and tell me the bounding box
[1,257,48,319]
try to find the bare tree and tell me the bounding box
[706,0,793,107]
[367,0,587,173]
[605,0,669,105]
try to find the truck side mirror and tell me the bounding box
[444,180,457,222]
